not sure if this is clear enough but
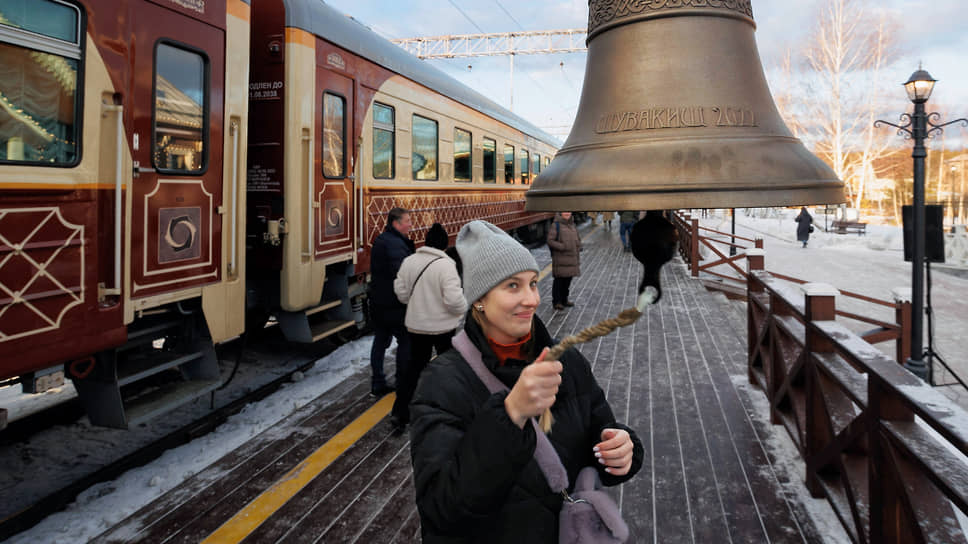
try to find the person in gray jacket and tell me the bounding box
[392,223,466,432]
[547,212,581,311]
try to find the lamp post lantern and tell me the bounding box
[875,67,967,380]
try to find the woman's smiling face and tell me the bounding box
[476,271,540,344]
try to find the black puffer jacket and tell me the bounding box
[369,226,415,322]
[410,314,644,543]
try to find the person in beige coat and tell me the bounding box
[547,212,581,311]
[392,223,466,432]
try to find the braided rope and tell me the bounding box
[546,308,643,361]
[537,291,653,433]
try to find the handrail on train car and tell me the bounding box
[229,118,240,277]
[303,129,313,258]
[352,152,362,247]
[102,103,124,296]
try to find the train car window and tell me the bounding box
[153,42,208,173]
[372,102,394,179]
[453,127,471,182]
[533,153,541,175]
[412,114,437,181]
[322,92,346,178]
[519,149,530,184]
[544,156,551,168]
[503,144,514,184]
[482,137,496,183]
[0,0,82,166]
[0,0,78,42]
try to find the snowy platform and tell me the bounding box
[81,225,841,543]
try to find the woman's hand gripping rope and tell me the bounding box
[536,286,658,433]
[504,347,562,429]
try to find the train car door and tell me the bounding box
[314,56,354,261]
[129,2,225,300]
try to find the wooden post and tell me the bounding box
[746,248,765,384]
[746,248,765,275]
[868,374,915,544]
[755,238,764,249]
[803,283,838,498]
[892,287,912,364]
[690,218,700,277]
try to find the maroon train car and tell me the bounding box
[0,0,557,428]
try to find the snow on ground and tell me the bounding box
[0,338,346,523]
[0,381,78,421]
[4,337,375,544]
[697,208,968,408]
[6,213,967,543]
[730,375,850,544]
[706,208,968,537]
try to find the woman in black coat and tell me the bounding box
[409,220,643,543]
[795,207,813,248]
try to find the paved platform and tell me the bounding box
[93,223,827,543]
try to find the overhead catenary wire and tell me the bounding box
[389,0,582,122]
[493,0,525,31]
[448,0,486,33]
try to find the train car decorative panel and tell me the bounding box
[1,0,559,428]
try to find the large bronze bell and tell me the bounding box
[526,1,845,211]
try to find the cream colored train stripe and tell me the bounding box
[201,393,395,543]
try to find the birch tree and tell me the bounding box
[774,0,900,209]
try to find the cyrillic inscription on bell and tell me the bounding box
[596,106,759,134]
[526,0,845,212]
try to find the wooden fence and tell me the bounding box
[670,211,968,543]
[747,256,968,544]
[672,212,911,363]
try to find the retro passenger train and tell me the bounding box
[0,0,558,428]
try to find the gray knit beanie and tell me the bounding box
[457,220,540,305]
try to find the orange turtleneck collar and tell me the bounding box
[486,331,532,367]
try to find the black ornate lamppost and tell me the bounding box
[875,67,968,379]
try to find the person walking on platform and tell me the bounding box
[410,220,643,543]
[368,207,415,397]
[795,206,813,248]
[619,210,639,252]
[601,210,615,231]
[546,212,581,311]
[391,223,465,434]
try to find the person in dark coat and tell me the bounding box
[410,220,644,543]
[795,206,813,248]
[368,207,415,396]
[546,212,581,311]
[618,210,639,252]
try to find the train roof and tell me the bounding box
[282,0,561,148]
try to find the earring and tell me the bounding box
[475,305,484,311]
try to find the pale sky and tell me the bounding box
[323,0,968,144]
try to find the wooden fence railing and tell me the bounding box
[746,254,968,544]
[672,211,911,363]
[672,212,763,284]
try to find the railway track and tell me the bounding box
[0,333,346,541]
